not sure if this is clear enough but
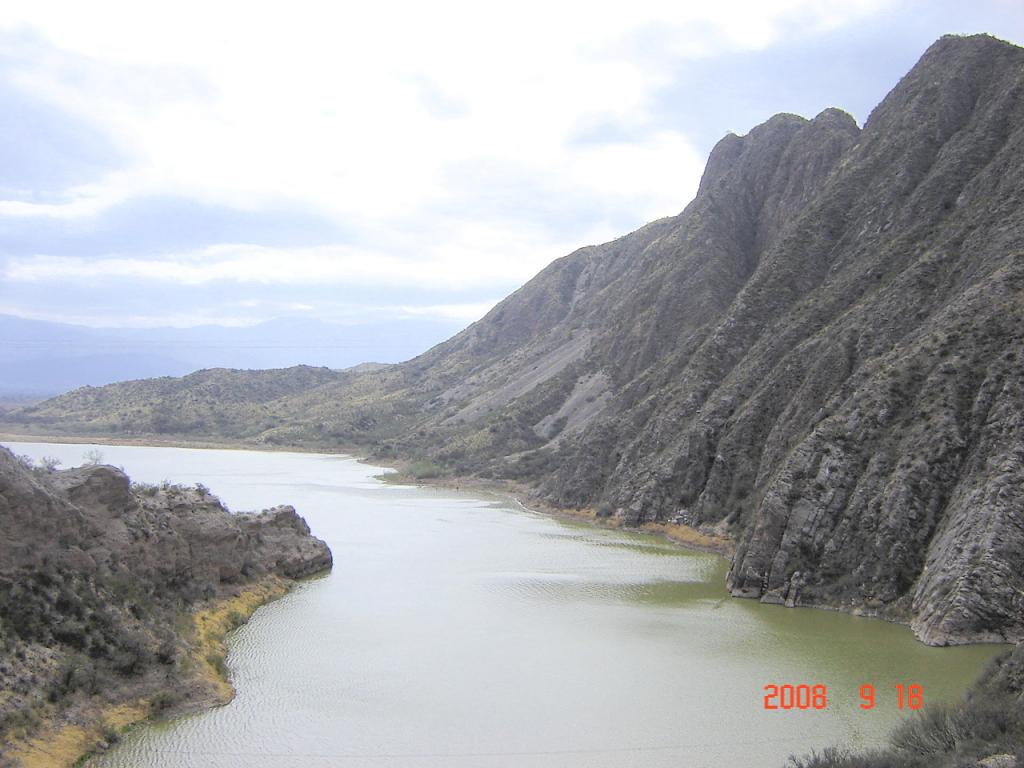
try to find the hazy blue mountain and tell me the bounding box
[0,314,466,397]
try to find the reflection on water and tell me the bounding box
[4,442,1009,768]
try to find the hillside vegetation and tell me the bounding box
[0,447,331,767]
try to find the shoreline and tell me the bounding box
[0,432,952,635]
[4,576,305,768]
[373,462,736,557]
[0,431,356,456]
[5,432,1009,649]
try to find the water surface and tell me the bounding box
[5,442,1007,768]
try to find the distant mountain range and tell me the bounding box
[8,34,1024,652]
[0,314,466,397]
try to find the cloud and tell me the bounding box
[0,298,494,328]
[3,227,599,290]
[0,181,131,219]
[0,0,924,331]
[393,302,499,322]
[0,303,262,329]
[0,1,890,225]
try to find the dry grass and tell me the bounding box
[539,504,734,556]
[5,577,291,768]
[6,723,92,768]
[640,521,734,556]
[189,577,290,704]
[5,702,148,768]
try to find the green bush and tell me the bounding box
[150,689,182,714]
[407,460,442,480]
[206,651,228,677]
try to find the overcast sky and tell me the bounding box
[1,0,1022,330]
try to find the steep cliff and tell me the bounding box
[0,447,331,765]
[7,34,1023,645]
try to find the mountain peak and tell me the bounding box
[865,33,1024,134]
[930,31,1019,56]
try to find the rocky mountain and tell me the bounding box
[7,34,1023,646]
[0,446,331,765]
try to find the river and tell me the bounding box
[4,441,1007,768]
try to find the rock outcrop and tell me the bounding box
[0,446,331,763]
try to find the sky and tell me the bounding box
[0,0,1022,334]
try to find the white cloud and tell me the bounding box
[0,0,889,225]
[0,177,136,219]
[0,0,894,334]
[0,303,261,328]
[0,300,494,328]
[393,302,499,322]
[3,223,604,289]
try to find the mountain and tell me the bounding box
[7,34,1024,647]
[0,446,330,765]
[0,314,466,397]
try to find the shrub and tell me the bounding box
[101,723,121,745]
[206,652,228,678]
[39,456,62,473]
[890,707,960,756]
[82,449,105,466]
[132,482,160,497]
[407,460,442,480]
[150,689,182,714]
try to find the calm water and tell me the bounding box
[4,442,1007,768]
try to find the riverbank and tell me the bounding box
[374,464,736,557]
[2,431,736,560]
[0,431,355,456]
[5,437,1017,768]
[0,432,997,645]
[4,577,296,768]
[0,444,333,768]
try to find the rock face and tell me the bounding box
[0,450,331,604]
[7,34,1023,645]
[238,505,334,579]
[0,446,331,750]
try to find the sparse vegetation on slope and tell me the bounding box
[0,448,331,768]
[786,643,1024,767]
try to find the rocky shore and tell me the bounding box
[0,446,332,768]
